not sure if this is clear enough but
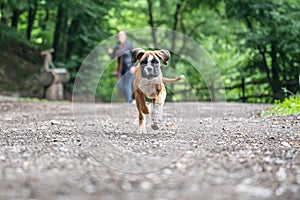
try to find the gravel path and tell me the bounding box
[0,101,299,200]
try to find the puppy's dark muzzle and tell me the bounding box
[142,67,159,79]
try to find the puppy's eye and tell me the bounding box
[151,59,159,64]
[140,60,147,65]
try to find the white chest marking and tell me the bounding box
[138,77,161,99]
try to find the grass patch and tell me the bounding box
[262,94,300,116]
[18,98,70,103]
[0,96,69,103]
[17,97,49,102]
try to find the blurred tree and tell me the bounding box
[27,0,38,40]
[225,0,300,100]
[1,0,299,102]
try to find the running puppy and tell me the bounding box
[132,48,184,132]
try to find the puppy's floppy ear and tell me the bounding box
[131,48,145,63]
[155,49,170,65]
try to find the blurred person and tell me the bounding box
[108,31,135,103]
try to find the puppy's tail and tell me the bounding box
[162,75,185,83]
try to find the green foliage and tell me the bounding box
[225,0,300,100]
[0,23,30,46]
[0,23,43,97]
[262,94,300,116]
[96,61,118,102]
[1,0,299,102]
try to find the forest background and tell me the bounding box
[0,0,299,103]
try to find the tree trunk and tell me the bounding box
[27,0,38,40]
[147,0,158,49]
[66,18,79,60]
[245,18,273,88]
[270,42,283,100]
[11,9,21,28]
[171,0,184,52]
[52,3,64,59]
[258,46,272,85]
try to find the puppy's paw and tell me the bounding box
[151,123,160,130]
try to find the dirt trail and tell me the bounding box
[0,101,299,200]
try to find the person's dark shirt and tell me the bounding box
[111,40,134,75]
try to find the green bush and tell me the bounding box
[262,94,300,116]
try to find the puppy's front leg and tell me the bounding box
[151,85,166,130]
[135,91,150,133]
